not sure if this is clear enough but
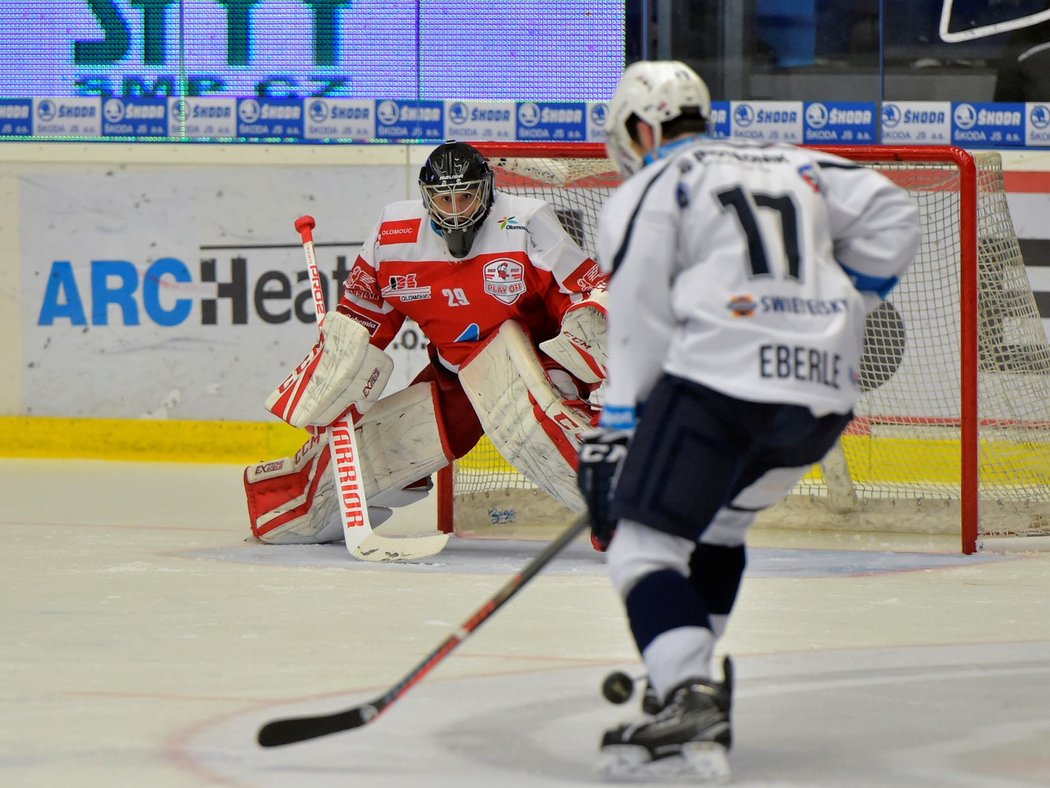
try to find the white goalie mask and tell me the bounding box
[606,60,712,177]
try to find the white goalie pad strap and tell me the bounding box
[245,382,450,544]
[538,291,608,384]
[459,320,591,512]
[265,312,394,429]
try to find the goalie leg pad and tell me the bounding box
[245,383,452,544]
[458,321,591,512]
[245,431,344,544]
[355,382,452,508]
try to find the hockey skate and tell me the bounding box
[640,682,662,715]
[598,669,732,783]
[641,655,733,716]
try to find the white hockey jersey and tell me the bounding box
[596,138,921,425]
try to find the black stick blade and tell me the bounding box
[257,704,379,747]
[256,517,589,748]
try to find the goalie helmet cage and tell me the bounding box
[435,142,1050,555]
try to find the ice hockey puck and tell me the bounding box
[601,671,635,704]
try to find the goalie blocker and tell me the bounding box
[265,312,394,429]
[246,320,595,544]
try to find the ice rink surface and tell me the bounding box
[3,458,1050,787]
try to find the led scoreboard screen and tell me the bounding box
[0,1,624,100]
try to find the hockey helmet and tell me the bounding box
[606,60,711,177]
[419,141,495,259]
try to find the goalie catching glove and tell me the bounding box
[266,312,394,428]
[539,290,607,384]
[577,427,630,550]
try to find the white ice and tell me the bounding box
[3,458,1050,787]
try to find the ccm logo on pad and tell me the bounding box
[379,219,421,245]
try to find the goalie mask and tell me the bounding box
[606,60,712,178]
[419,141,495,259]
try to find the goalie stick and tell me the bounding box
[257,514,590,747]
[294,215,448,562]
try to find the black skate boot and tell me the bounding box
[641,655,734,716]
[598,673,732,783]
[640,681,662,715]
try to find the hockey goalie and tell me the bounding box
[244,141,608,548]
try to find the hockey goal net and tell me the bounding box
[436,142,1050,554]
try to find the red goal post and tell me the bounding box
[436,142,1050,554]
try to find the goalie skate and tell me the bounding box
[597,677,731,784]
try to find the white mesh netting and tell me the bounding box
[443,145,1050,546]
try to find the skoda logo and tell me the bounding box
[733,104,755,126]
[805,103,829,128]
[448,102,468,125]
[881,103,902,128]
[238,99,261,123]
[953,103,977,129]
[518,102,540,127]
[308,100,328,122]
[377,100,400,124]
[103,98,125,122]
[1030,104,1050,129]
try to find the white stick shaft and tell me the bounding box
[304,238,328,320]
[327,417,372,549]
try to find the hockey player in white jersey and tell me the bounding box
[577,61,921,781]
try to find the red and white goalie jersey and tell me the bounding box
[337,191,605,371]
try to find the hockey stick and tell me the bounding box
[294,215,448,562]
[257,513,590,747]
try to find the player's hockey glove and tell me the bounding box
[577,428,629,550]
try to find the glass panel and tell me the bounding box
[631,0,1050,103]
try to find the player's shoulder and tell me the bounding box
[777,142,860,172]
[686,138,870,188]
[603,150,688,215]
[377,199,428,222]
[369,200,432,252]
[684,137,817,167]
[491,190,553,221]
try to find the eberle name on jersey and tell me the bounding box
[758,344,842,389]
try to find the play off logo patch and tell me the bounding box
[379,219,421,245]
